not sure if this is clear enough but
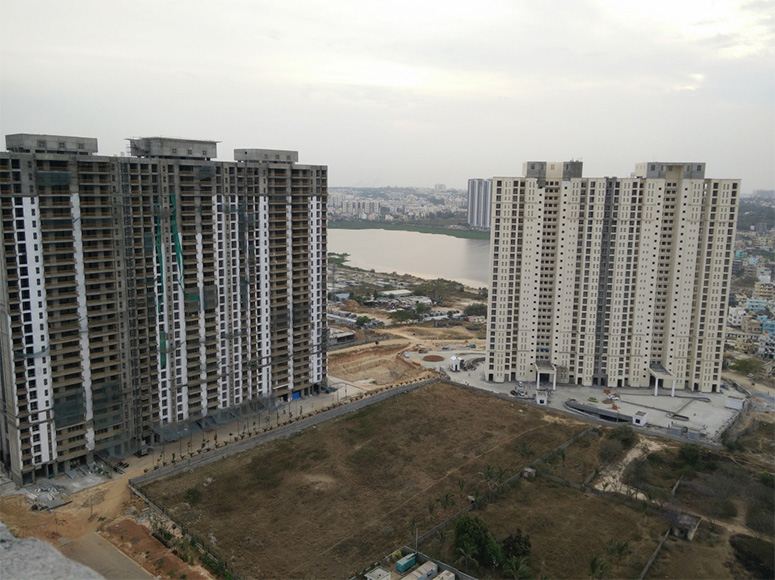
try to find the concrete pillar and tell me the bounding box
[552,373,556,391]
[671,378,676,397]
[653,377,659,397]
[536,374,540,390]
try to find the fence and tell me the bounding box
[130,379,435,487]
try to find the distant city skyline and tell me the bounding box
[1,0,772,191]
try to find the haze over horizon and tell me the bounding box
[1,0,773,191]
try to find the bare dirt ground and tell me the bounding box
[328,341,429,385]
[141,381,586,580]
[594,438,669,499]
[0,455,213,580]
[327,323,481,386]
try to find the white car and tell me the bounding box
[607,394,620,401]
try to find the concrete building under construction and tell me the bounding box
[0,134,328,484]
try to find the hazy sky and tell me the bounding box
[1,0,773,190]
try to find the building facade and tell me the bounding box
[467,179,492,230]
[0,134,327,484]
[486,161,738,394]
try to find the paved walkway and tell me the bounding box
[59,532,154,580]
[405,348,742,442]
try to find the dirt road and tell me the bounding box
[59,532,154,579]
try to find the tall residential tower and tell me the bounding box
[486,161,738,394]
[0,134,327,484]
[467,178,492,230]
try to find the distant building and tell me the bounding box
[728,307,746,327]
[746,297,768,311]
[467,178,492,230]
[754,281,775,300]
[486,161,738,394]
[742,315,763,334]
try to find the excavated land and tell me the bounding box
[328,341,432,385]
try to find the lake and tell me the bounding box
[328,228,491,288]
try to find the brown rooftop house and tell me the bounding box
[671,513,702,541]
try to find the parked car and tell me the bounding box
[510,390,518,397]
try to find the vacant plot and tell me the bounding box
[141,382,583,579]
[328,341,429,385]
[423,478,667,579]
[646,524,742,580]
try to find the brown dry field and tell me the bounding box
[646,523,743,579]
[425,477,668,579]
[141,381,584,579]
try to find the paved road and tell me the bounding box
[59,532,154,580]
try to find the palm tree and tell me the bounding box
[604,539,631,564]
[456,544,478,574]
[479,465,496,501]
[588,555,608,580]
[457,478,467,503]
[438,492,455,518]
[469,487,484,510]
[437,528,449,557]
[505,556,532,580]
[559,449,567,480]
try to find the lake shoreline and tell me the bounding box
[329,221,490,240]
[328,229,491,288]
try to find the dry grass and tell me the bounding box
[141,382,582,579]
[425,477,668,579]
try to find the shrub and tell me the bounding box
[758,472,774,489]
[184,487,203,505]
[598,439,624,464]
[678,443,702,467]
[608,425,637,449]
[646,452,664,464]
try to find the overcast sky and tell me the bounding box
[1,0,773,190]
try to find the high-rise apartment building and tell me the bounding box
[0,134,327,484]
[467,178,492,230]
[486,161,738,395]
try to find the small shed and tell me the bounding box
[536,392,548,405]
[365,567,390,580]
[632,410,649,426]
[521,467,536,479]
[449,356,461,372]
[671,514,702,541]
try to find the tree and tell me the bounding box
[519,443,535,461]
[389,309,421,323]
[504,556,532,580]
[414,278,464,304]
[355,316,370,327]
[456,543,478,574]
[438,491,455,517]
[501,529,531,561]
[453,514,502,570]
[729,357,765,376]
[608,425,637,449]
[464,303,488,317]
[437,528,450,557]
[598,439,624,464]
